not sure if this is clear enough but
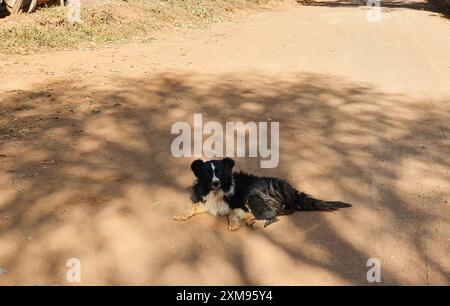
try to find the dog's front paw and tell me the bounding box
[228,222,241,231]
[174,212,192,221]
[227,212,242,231]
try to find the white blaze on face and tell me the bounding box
[211,163,220,185]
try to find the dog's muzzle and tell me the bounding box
[212,180,221,191]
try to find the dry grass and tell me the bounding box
[0,0,289,54]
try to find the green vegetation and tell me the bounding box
[0,0,285,54]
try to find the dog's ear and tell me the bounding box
[191,159,204,177]
[223,158,235,171]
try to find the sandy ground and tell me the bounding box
[0,0,449,285]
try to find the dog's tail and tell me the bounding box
[259,178,352,212]
[295,192,352,211]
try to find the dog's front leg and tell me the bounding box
[227,209,248,231]
[174,203,205,221]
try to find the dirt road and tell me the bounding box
[0,0,449,285]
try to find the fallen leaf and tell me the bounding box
[38,160,56,165]
[149,201,160,207]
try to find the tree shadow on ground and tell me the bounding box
[0,71,449,284]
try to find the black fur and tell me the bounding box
[190,158,351,226]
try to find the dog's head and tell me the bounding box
[191,158,235,192]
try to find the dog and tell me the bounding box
[174,158,352,230]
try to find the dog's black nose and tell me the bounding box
[212,181,220,187]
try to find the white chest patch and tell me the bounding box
[202,190,231,216]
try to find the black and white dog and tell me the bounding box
[174,158,352,230]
